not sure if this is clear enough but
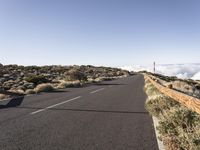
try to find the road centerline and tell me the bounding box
[90,88,105,94]
[30,96,82,115]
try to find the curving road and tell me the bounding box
[0,74,158,150]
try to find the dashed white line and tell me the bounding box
[30,96,82,115]
[30,108,46,115]
[90,88,105,94]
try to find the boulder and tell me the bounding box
[0,78,6,84]
[3,80,15,90]
[23,82,35,89]
[3,74,10,78]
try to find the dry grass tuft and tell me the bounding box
[34,83,54,93]
[25,89,36,94]
[56,80,81,89]
[0,94,9,100]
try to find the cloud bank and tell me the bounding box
[121,63,200,80]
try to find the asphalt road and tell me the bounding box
[0,74,158,150]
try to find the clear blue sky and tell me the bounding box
[1,0,200,67]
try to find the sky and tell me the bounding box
[121,63,200,80]
[0,0,200,67]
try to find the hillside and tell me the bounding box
[0,64,130,99]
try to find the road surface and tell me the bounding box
[0,74,158,150]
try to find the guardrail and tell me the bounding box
[145,75,200,115]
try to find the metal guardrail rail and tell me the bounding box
[145,75,200,115]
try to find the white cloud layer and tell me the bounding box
[121,63,200,80]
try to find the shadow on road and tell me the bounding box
[15,106,148,114]
[0,97,24,109]
[92,83,126,86]
[49,108,148,114]
[0,91,24,96]
[45,90,69,93]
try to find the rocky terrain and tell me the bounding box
[0,64,130,99]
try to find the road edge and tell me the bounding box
[152,116,165,150]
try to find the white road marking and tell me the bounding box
[30,96,82,115]
[90,88,105,94]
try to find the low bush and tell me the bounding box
[67,70,87,81]
[8,89,25,94]
[144,78,200,150]
[56,80,81,89]
[87,78,95,83]
[25,75,49,85]
[157,107,200,150]
[0,94,9,100]
[25,89,36,94]
[34,83,54,93]
[145,95,179,118]
[93,77,103,83]
[144,80,160,96]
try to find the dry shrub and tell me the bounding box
[34,83,54,93]
[162,136,180,150]
[8,89,25,94]
[25,75,49,85]
[94,77,103,83]
[56,80,81,89]
[66,69,87,81]
[0,94,9,100]
[87,78,95,83]
[144,78,200,150]
[157,107,200,150]
[172,80,195,95]
[145,95,179,118]
[25,89,36,94]
[144,79,160,96]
